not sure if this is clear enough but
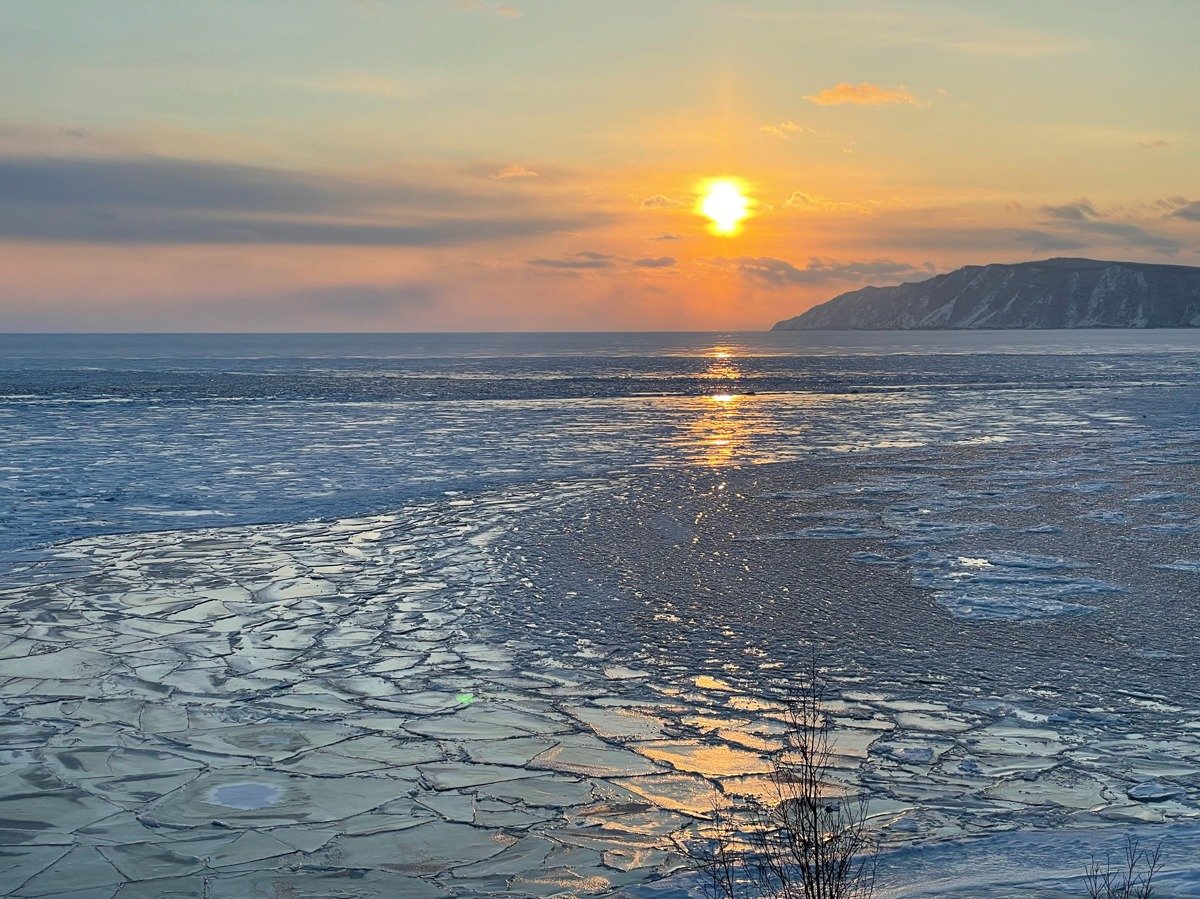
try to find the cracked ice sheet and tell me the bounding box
[4,436,1200,897]
[493,434,1200,892]
[0,483,691,897]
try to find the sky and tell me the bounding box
[0,0,1197,331]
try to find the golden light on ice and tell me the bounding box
[697,179,751,236]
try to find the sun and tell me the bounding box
[697,178,751,236]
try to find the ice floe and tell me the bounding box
[906,551,1120,621]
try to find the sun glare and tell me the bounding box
[698,179,751,236]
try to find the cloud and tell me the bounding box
[490,164,539,179]
[978,197,1185,254]
[3,209,595,247]
[760,121,804,139]
[718,256,930,288]
[639,194,686,209]
[0,154,604,246]
[528,251,675,272]
[648,233,681,241]
[784,191,870,213]
[0,155,347,212]
[1040,198,1102,220]
[852,218,1185,258]
[1031,200,1181,252]
[1069,220,1180,253]
[1013,230,1088,252]
[527,251,615,269]
[1168,201,1200,222]
[804,82,917,106]
[1139,138,1171,150]
[1155,196,1189,210]
[816,194,1194,260]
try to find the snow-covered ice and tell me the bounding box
[1,331,1198,896]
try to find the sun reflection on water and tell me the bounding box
[684,347,755,465]
[675,347,934,467]
[703,356,742,382]
[687,391,753,466]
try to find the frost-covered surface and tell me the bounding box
[1,332,1199,896]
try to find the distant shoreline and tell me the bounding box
[775,258,1200,331]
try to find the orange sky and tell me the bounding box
[0,1,1196,330]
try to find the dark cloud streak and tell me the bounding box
[0,155,453,211]
[1,204,600,246]
[0,154,606,246]
[719,256,930,288]
[1169,201,1200,222]
[527,252,615,269]
[1039,198,1102,221]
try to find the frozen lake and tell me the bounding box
[3,330,1198,558]
[1,331,1198,896]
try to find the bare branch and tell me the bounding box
[679,654,878,899]
[1083,836,1166,899]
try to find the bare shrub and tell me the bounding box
[1084,836,1164,899]
[680,658,877,899]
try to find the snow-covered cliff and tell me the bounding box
[772,258,1200,330]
